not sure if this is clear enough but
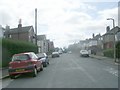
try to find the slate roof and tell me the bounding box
[4,26,33,34]
[37,35,46,40]
[103,26,120,36]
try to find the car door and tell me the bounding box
[44,53,48,63]
[31,53,41,70]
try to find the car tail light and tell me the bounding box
[9,62,12,68]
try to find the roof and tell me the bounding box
[37,35,46,40]
[103,26,120,36]
[4,26,33,34]
[93,34,101,40]
[13,52,35,56]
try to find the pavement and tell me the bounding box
[0,54,119,80]
[0,67,9,80]
[90,54,120,66]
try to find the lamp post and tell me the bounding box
[107,18,116,62]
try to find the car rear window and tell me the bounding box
[38,53,44,57]
[12,54,30,61]
[81,50,87,52]
[52,52,58,54]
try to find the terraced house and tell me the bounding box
[103,26,120,49]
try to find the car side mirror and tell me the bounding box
[38,57,44,60]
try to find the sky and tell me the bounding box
[0,0,119,48]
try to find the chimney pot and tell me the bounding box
[18,19,22,29]
[106,26,110,32]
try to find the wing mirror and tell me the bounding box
[38,57,43,60]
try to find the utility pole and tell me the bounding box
[35,8,37,46]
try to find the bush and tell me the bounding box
[103,49,114,58]
[1,38,38,67]
[103,41,120,59]
[116,41,120,59]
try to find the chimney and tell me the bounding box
[106,26,110,32]
[18,19,22,29]
[92,33,95,38]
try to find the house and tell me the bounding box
[88,33,102,55]
[4,20,35,44]
[79,40,89,50]
[37,35,47,53]
[0,25,5,38]
[116,29,120,41]
[102,26,120,49]
[49,41,54,52]
[37,35,54,53]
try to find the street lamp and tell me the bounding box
[107,18,115,28]
[107,18,116,62]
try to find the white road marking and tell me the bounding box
[70,59,96,83]
[104,67,118,77]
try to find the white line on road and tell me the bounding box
[104,67,118,77]
[70,59,96,83]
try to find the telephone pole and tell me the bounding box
[35,8,37,45]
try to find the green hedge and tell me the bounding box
[1,38,38,67]
[103,49,114,58]
[116,41,120,59]
[103,41,120,59]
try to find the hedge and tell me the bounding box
[1,38,38,67]
[103,41,120,59]
[116,41,120,59]
[103,49,114,58]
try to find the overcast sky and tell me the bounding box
[0,0,119,48]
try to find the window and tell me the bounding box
[30,52,38,59]
[12,54,30,61]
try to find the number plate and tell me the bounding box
[16,69,25,72]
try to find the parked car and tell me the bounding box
[58,50,63,54]
[37,53,49,67]
[80,50,89,57]
[8,52,43,79]
[52,52,60,58]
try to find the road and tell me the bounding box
[2,52,118,88]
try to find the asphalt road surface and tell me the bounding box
[2,52,118,88]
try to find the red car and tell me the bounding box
[8,52,43,79]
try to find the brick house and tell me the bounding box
[102,26,120,49]
[4,22,36,44]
